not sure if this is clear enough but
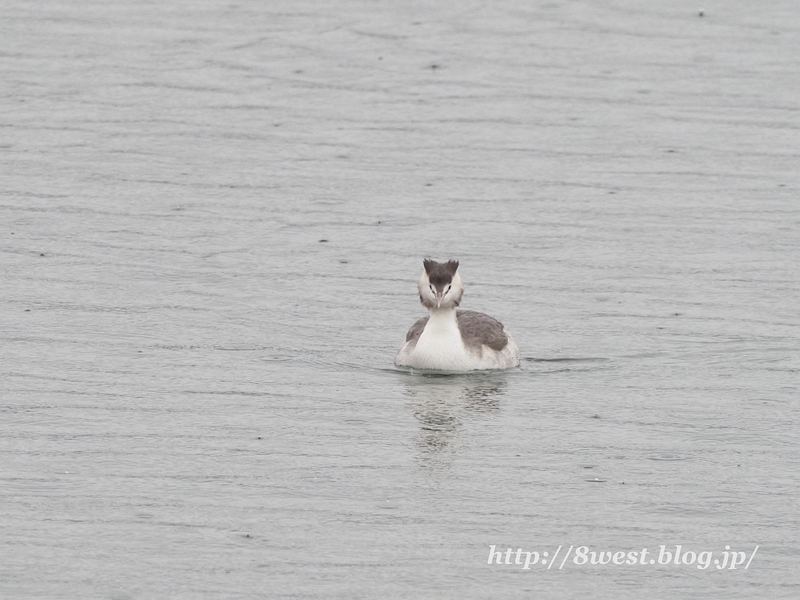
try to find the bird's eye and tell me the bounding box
[430,284,435,292]
[445,285,451,294]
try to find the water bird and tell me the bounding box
[395,259,520,371]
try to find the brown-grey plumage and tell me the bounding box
[456,310,509,352]
[403,310,508,352]
[405,316,429,343]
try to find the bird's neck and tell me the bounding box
[427,306,458,331]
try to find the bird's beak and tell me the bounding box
[435,293,443,308]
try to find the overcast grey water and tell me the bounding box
[1,0,799,598]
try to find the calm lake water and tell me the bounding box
[1,0,798,598]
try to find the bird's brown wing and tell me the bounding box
[456,310,509,351]
[405,316,430,344]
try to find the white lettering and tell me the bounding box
[573,546,589,565]
[487,545,503,565]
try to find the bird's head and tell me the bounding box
[418,259,463,309]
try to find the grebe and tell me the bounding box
[395,259,520,371]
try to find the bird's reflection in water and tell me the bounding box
[403,372,506,471]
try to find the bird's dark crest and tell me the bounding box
[423,259,459,288]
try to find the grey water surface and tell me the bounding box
[1,0,799,598]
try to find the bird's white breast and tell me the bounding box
[408,310,475,371]
[396,309,519,371]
